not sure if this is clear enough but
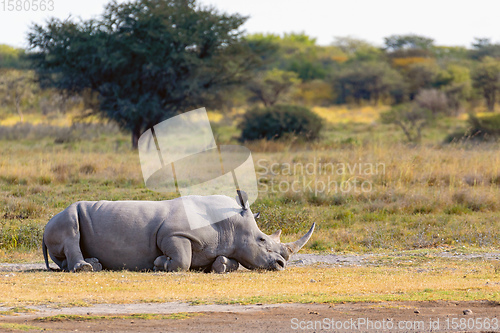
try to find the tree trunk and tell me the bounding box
[14,94,24,123]
[131,127,141,150]
[489,90,496,111]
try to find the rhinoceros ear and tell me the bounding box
[253,212,260,219]
[235,190,249,210]
[269,229,281,243]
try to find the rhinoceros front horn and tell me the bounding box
[284,223,315,255]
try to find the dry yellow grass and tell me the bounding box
[253,143,500,209]
[1,135,499,254]
[312,105,389,124]
[0,257,498,306]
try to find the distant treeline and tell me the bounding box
[2,34,500,107]
[1,33,500,117]
[236,34,500,113]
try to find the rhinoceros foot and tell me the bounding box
[212,256,239,273]
[85,258,102,272]
[153,255,171,271]
[73,261,93,272]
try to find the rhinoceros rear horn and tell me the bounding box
[235,190,249,209]
[284,223,315,255]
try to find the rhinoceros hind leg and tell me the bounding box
[212,256,239,273]
[63,236,92,273]
[85,258,102,272]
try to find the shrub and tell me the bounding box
[380,103,433,143]
[239,104,323,141]
[445,113,500,143]
[414,89,449,115]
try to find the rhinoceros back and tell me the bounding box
[77,200,172,270]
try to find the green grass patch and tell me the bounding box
[0,322,45,331]
[36,312,201,322]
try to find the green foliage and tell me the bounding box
[0,45,29,69]
[442,64,472,112]
[472,57,500,111]
[333,61,404,104]
[246,33,336,81]
[431,46,469,60]
[0,69,38,122]
[459,113,500,141]
[332,36,382,62]
[292,80,334,106]
[385,34,435,51]
[247,69,300,106]
[28,0,265,148]
[475,113,500,130]
[239,104,322,141]
[403,62,440,99]
[445,122,500,142]
[380,103,434,143]
[0,221,43,251]
[384,34,434,58]
[470,38,500,59]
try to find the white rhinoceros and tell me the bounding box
[42,193,314,273]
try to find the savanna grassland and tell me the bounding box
[1,106,499,256]
[0,106,499,306]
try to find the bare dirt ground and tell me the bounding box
[1,301,499,332]
[1,253,499,332]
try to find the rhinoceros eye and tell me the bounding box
[259,237,266,242]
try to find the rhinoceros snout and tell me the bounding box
[271,258,286,271]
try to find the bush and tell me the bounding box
[380,103,433,143]
[239,104,323,141]
[445,113,500,143]
[414,89,449,115]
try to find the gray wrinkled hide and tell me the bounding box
[43,195,294,272]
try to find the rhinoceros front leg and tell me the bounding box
[157,236,192,272]
[211,256,239,273]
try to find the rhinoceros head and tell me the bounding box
[230,203,315,271]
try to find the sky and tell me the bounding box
[0,0,498,49]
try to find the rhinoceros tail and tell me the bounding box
[42,236,50,271]
[42,236,60,271]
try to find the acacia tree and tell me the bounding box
[384,34,434,52]
[472,57,500,111]
[28,0,265,148]
[380,104,433,143]
[246,69,300,106]
[333,62,404,104]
